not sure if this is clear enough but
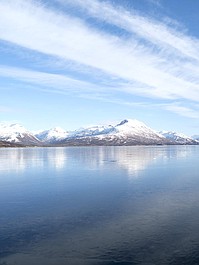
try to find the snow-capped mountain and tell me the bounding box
[0,123,41,146]
[159,131,197,144]
[70,124,115,138]
[35,127,69,143]
[58,119,172,146]
[35,125,115,143]
[1,119,199,147]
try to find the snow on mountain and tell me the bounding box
[159,131,197,144]
[114,119,164,139]
[35,125,115,143]
[35,127,70,143]
[0,123,41,145]
[70,124,115,138]
[1,119,199,147]
[68,119,165,139]
[59,119,171,146]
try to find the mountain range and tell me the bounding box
[0,123,41,146]
[0,119,198,147]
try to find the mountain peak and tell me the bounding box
[35,127,69,143]
[116,119,147,128]
[0,123,40,145]
[51,127,66,133]
[117,119,129,126]
[0,119,198,146]
[159,130,196,144]
[0,123,27,133]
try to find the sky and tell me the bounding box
[1,0,199,135]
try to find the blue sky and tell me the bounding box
[1,0,199,135]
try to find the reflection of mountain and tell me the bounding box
[62,146,195,177]
[0,146,195,176]
[0,148,68,173]
[0,148,29,172]
[113,147,161,177]
[64,146,161,177]
[2,147,198,265]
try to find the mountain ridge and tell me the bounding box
[0,119,198,147]
[159,131,197,145]
[0,123,42,146]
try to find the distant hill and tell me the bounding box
[159,131,198,145]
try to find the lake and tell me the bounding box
[1,146,199,265]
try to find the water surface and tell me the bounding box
[1,146,199,264]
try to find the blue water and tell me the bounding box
[1,146,199,265]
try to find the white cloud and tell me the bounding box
[1,65,199,120]
[0,65,112,94]
[147,0,162,7]
[59,0,199,60]
[164,104,199,119]
[1,0,199,120]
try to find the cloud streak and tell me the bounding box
[0,65,113,95]
[58,0,199,60]
[164,104,199,119]
[0,0,199,120]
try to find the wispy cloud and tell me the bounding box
[147,0,162,7]
[80,93,199,119]
[164,104,199,119]
[0,65,114,95]
[58,0,199,60]
[1,0,199,119]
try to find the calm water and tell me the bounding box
[1,146,199,265]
